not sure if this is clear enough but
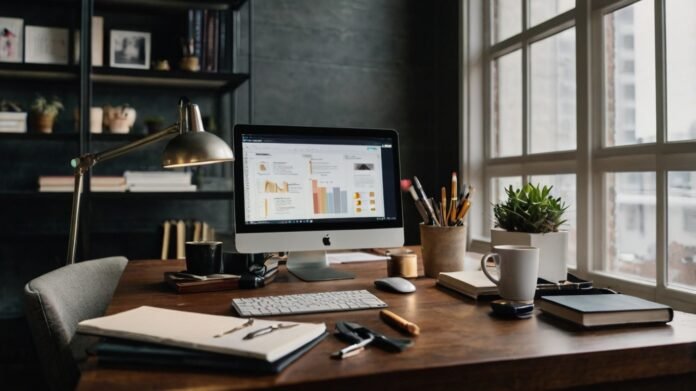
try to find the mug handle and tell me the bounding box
[480,253,501,285]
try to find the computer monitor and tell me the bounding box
[233,124,404,281]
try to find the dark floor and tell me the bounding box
[0,317,47,391]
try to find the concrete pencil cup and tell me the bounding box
[419,223,468,278]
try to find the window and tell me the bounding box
[465,0,696,310]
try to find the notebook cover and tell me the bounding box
[92,332,328,374]
[541,294,672,314]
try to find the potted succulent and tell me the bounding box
[144,115,165,134]
[491,183,569,282]
[0,99,27,133]
[30,96,64,134]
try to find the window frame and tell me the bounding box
[462,0,696,312]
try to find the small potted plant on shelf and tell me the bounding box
[144,115,165,134]
[30,96,64,134]
[492,183,569,282]
[0,99,27,133]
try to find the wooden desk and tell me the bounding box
[78,254,696,390]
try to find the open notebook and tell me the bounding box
[77,306,326,362]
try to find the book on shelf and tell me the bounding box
[38,175,126,192]
[539,294,674,328]
[436,270,498,299]
[127,184,197,192]
[188,8,227,73]
[0,112,28,133]
[124,170,192,185]
[77,306,327,363]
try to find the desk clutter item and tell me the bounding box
[490,299,534,319]
[332,321,412,359]
[77,306,327,363]
[161,219,217,260]
[90,332,327,374]
[231,290,387,317]
[385,248,418,278]
[379,309,420,336]
[480,245,540,303]
[539,294,674,327]
[165,257,278,293]
[374,277,416,294]
[185,240,222,275]
[420,224,468,277]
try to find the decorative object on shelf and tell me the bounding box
[104,104,136,134]
[153,59,170,71]
[25,25,69,64]
[144,116,165,134]
[90,107,104,133]
[73,16,104,67]
[180,37,200,72]
[0,99,26,133]
[491,183,569,283]
[110,29,150,69]
[30,95,64,134]
[66,97,235,265]
[0,17,23,63]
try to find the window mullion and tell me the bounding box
[522,0,529,157]
[654,0,667,298]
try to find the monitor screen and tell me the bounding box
[233,125,402,235]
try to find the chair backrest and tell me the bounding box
[24,256,128,391]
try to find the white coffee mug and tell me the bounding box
[480,245,539,302]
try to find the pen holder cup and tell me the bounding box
[420,224,468,278]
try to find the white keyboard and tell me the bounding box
[231,290,388,317]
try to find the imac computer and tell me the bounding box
[233,124,404,281]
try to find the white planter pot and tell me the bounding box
[490,229,568,282]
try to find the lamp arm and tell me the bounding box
[65,123,179,265]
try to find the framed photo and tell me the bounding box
[25,26,69,64]
[110,30,150,69]
[0,17,24,63]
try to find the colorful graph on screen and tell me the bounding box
[311,180,348,214]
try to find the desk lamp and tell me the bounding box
[66,97,234,265]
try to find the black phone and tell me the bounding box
[490,300,535,319]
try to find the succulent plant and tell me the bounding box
[493,183,568,234]
[30,96,64,117]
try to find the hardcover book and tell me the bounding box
[437,270,497,299]
[539,294,673,327]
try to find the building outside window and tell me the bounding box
[464,0,696,311]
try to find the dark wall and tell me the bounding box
[248,0,459,244]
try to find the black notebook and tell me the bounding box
[91,332,328,374]
[539,294,673,327]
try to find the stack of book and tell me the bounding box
[124,171,196,192]
[38,176,127,192]
[187,9,230,73]
[77,306,327,373]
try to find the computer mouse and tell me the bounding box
[374,277,416,294]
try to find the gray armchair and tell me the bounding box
[24,256,128,391]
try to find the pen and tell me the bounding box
[440,186,447,226]
[431,198,442,226]
[408,186,429,223]
[413,176,440,226]
[330,334,375,359]
[449,172,458,225]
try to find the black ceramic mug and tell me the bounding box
[185,241,223,276]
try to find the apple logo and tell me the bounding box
[322,235,331,246]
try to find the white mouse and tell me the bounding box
[374,277,416,294]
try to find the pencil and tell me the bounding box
[449,172,458,225]
[440,186,447,226]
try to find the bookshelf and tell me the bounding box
[0,0,252,263]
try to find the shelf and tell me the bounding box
[90,191,234,200]
[0,63,78,82]
[91,133,150,142]
[0,191,233,201]
[92,68,249,91]
[0,192,74,201]
[95,0,246,12]
[0,133,79,141]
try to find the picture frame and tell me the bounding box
[110,29,150,69]
[25,25,69,64]
[0,17,24,63]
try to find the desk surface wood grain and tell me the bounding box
[78,250,696,390]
